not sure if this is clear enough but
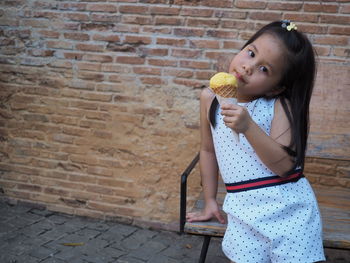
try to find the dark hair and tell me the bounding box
[209,20,316,172]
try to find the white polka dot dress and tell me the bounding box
[210,98,326,263]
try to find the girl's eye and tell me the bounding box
[248,50,255,58]
[260,66,268,73]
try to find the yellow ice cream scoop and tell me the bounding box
[209,72,238,98]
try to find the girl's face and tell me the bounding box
[228,33,287,102]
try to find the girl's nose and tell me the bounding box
[242,64,252,75]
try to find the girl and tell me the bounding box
[187,21,326,263]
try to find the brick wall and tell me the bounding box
[0,0,349,228]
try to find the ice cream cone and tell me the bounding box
[209,72,239,142]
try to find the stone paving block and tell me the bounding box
[146,254,179,263]
[75,227,101,239]
[19,220,54,237]
[120,229,157,251]
[99,224,137,242]
[29,207,55,217]
[47,214,72,225]
[39,228,68,241]
[128,240,168,260]
[116,255,146,263]
[29,245,58,260]
[40,256,67,263]
[0,254,39,263]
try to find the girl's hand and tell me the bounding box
[220,103,252,133]
[186,199,226,224]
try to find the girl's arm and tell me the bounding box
[186,88,225,224]
[221,98,294,176]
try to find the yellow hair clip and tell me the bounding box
[287,22,297,31]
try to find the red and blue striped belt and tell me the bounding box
[225,170,304,193]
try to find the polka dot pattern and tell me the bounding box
[210,98,326,263]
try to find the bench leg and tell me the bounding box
[199,235,211,263]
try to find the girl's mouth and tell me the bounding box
[233,71,246,84]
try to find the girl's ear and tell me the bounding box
[266,86,286,97]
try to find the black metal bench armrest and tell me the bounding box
[179,152,200,233]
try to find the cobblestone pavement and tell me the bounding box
[0,201,349,263]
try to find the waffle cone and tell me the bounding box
[213,85,237,98]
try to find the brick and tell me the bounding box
[148,59,177,67]
[77,71,104,81]
[320,14,350,25]
[150,6,180,15]
[133,66,161,75]
[64,32,89,41]
[122,15,153,25]
[189,39,220,49]
[116,56,145,65]
[92,34,120,42]
[114,95,143,103]
[70,100,99,110]
[70,154,99,166]
[52,133,75,144]
[119,5,149,14]
[173,78,206,89]
[113,24,139,33]
[17,183,42,192]
[64,12,90,21]
[333,47,350,57]
[313,36,348,46]
[340,4,350,13]
[28,49,55,57]
[79,120,106,129]
[76,43,104,52]
[235,0,267,9]
[139,48,168,56]
[314,46,331,56]
[155,17,183,25]
[174,28,205,37]
[51,115,79,126]
[179,60,210,69]
[140,77,164,85]
[268,2,302,11]
[304,3,338,13]
[223,40,245,50]
[221,20,254,30]
[124,35,152,45]
[37,30,60,38]
[250,11,282,21]
[187,18,219,28]
[206,29,238,39]
[297,24,328,34]
[156,37,186,47]
[85,111,112,121]
[64,52,83,60]
[101,64,131,73]
[83,54,113,62]
[195,71,217,80]
[329,26,350,35]
[33,11,61,19]
[81,92,112,102]
[142,26,172,34]
[86,166,113,177]
[181,8,214,17]
[90,13,120,22]
[284,13,318,23]
[46,40,73,49]
[77,62,102,71]
[58,2,87,11]
[171,49,201,58]
[214,10,247,19]
[86,3,117,13]
[80,23,113,31]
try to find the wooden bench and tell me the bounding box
[179,153,350,263]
